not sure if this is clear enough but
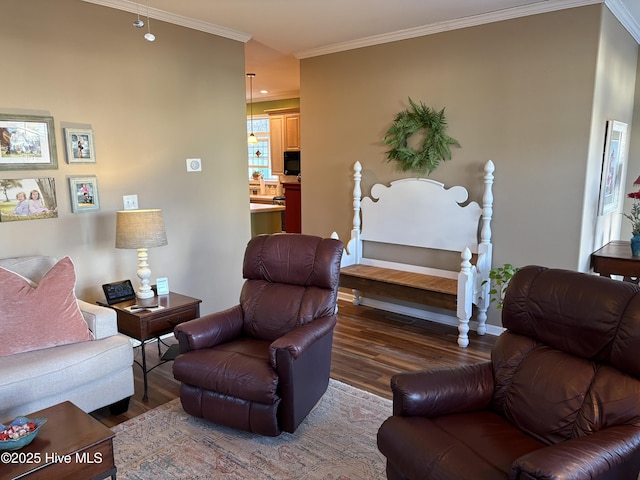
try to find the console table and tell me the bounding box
[591,240,640,281]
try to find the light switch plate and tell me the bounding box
[123,194,138,210]
[186,158,202,172]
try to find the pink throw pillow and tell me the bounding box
[0,256,94,357]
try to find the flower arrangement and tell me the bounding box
[624,176,640,235]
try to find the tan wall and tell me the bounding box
[1,1,638,331]
[584,6,639,266]
[301,5,638,325]
[617,24,640,241]
[0,0,250,314]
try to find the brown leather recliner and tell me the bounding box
[377,265,640,480]
[172,233,343,436]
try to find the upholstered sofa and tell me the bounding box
[0,255,134,419]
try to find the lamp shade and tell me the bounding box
[115,209,167,249]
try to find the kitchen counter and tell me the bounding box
[249,194,277,203]
[250,203,285,236]
[250,203,285,213]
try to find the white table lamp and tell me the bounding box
[115,209,168,299]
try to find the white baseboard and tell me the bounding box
[337,291,504,337]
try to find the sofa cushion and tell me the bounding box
[0,255,58,285]
[173,337,278,404]
[0,256,93,357]
[0,334,133,418]
[378,411,546,480]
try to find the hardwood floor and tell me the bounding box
[91,300,496,428]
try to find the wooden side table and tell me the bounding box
[100,292,201,401]
[591,240,640,281]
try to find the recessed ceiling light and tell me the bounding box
[260,89,269,94]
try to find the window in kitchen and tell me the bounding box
[247,116,272,179]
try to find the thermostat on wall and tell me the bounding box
[186,158,202,172]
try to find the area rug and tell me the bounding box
[111,379,392,479]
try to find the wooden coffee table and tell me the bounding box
[0,401,116,480]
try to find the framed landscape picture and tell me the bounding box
[68,175,100,213]
[65,128,96,164]
[0,114,57,170]
[0,177,58,222]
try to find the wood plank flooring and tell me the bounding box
[91,300,496,428]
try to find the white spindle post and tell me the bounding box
[352,161,362,264]
[457,247,473,348]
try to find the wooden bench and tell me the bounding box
[333,160,495,347]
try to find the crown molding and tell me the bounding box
[82,0,638,55]
[606,0,640,43]
[81,0,252,43]
[295,0,607,59]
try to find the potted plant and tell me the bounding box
[483,264,519,310]
[624,176,640,256]
[251,170,263,180]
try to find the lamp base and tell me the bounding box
[135,247,155,300]
[136,288,154,300]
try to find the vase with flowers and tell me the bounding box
[624,176,640,256]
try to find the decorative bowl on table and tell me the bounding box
[0,417,47,451]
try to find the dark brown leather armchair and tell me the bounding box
[172,233,343,436]
[377,265,640,480]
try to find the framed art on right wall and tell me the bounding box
[598,120,628,216]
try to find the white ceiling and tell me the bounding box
[86,0,640,101]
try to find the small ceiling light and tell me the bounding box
[247,73,258,144]
[260,89,268,94]
[133,0,144,28]
[144,0,155,42]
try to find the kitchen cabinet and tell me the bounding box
[267,108,300,177]
[283,114,300,150]
[269,115,284,175]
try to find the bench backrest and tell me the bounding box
[339,160,495,275]
[361,179,481,253]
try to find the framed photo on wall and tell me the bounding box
[0,177,58,222]
[68,175,100,213]
[64,128,96,164]
[0,114,57,170]
[598,120,628,216]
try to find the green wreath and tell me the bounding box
[383,98,460,175]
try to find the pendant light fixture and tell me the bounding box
[133,0,144,28]
[247,73,258,144]
[144,0,155,42]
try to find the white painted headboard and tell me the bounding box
[334,160,495,347]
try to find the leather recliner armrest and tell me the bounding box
[391,362,494,417]
[174,304,244,353]
[512,425,640,480]
[269,315,337,368]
